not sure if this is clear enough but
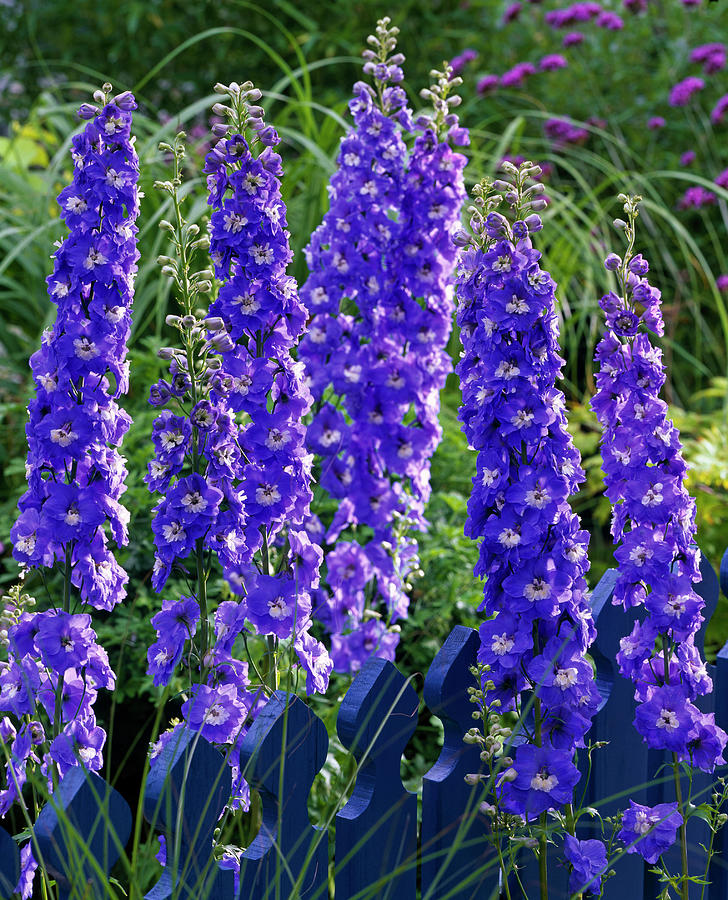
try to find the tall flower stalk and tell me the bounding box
[1,84,139,897]
[592,194,727,897]
[299,19,468,672]
[145,85,332,824]
[455,164,602,896]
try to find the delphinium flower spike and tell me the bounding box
[591,195,727,883]
[2,84,139,898]
[145,86,332,819]
[455,163,602,892]
[299,20,468,673]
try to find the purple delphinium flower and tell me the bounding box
[2,88,139,890]
[456,162,599,821]
[563,834,608,896]
[669,76,704,107]
[592,195,727,863]
[298,23,468,673]
[618,801,682,863]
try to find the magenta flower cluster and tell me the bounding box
[456,181,600,820]
[298,30,468,673]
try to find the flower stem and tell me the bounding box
[672,753,689,900]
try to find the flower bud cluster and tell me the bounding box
[298,26,468,673]
[456,165,600,820]
[592,195,727,775]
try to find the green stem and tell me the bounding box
[673,754,689,900]
[495,826,512,900]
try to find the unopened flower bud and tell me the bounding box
[464,773,481,786]
[77,103,99,120]
[165,315,181,327]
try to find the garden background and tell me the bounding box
[1,0,728,825]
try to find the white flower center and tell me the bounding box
[656,708,679,731]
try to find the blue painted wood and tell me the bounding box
[0,825,20,899]
[237,691,328,900]
[33,765,131,900]
[583,567,650,900]
[420,624,498,900]
[335,657,419,900]
[710,639,728,899]
[143,727,234,900]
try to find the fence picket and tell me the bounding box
[237,690,328,900]
[143,727,234,900]
[33,766,131,900]
[0,824,19,899]
[420,624,498,900]
[335,657,419,900]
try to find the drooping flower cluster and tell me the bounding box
[2,86,139,897]
[144,89,331,809]
[298,19,468,672]
[591,197,727,778]
[455,167,600,821]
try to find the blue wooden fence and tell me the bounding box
[2,552,728,900]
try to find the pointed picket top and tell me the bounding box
[238,690,328,899]
[143,726,234,900]
[421,625,497,900]
[335,657,419,900]
[33,766,131,900]
[0,824,20,898]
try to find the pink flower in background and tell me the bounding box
[624,0,648,11]
[691,43,726,74]
[647,116,666,130]
[679,186,716,209]
[711,94,728,124]
[500,62,537,87]
[680,150,696,166]
[540,54,568,70]
[504,2,523,22]
[717,275,728,292]
[715,169,728,189]
[597,10,623,28]
[477,74,500,94]
[450,48,478,75]
[563,31,585,46]
[669,76,704,107]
